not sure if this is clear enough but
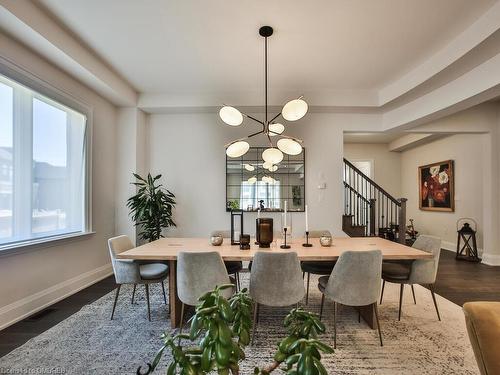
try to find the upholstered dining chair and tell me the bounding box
[177,251,233,331]
[249,251,305,343]
[301,230,335,305]
[212,230,243,291]
[318,250,383,348]
[108,235,168,321]
[379,235,442,321]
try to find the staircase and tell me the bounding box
[343,158,407,243]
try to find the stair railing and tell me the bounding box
[343,158,407,243]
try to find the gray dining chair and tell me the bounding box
[380,235,442,321]
[301,230,335,305]
[318,250,383,348]
[108,235,168,321]
[250,251,305,343]
[211,230,243,291]
[177,251,233,331]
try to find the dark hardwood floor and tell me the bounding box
[0,249,499,357]
[433,249,500,306]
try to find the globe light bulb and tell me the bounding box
[244,164,255,171]
[262,147,283,164]
[282,98,308,121]
[226,141,250,158]
[269,123,285,136]
[219,106,243,126]
[277,138,302,155]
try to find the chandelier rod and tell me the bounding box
[265,34,268,127]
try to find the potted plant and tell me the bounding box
[137,286,333,375]
[127,173,176,242]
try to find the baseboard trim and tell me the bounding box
[480,253,500,266]
[0,263,113,331]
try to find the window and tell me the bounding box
[0,73,88,249]
[239,180,281,210]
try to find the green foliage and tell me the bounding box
[127,173,176,242]
[254,308,334,375]
[227,200,240,211]
[137,292,333,375]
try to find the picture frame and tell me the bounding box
[418,160,454,212]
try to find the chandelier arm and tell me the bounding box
[278,134,303,143]
[243,113,265,125]
[224,130,266,148]
[269,112,282,124]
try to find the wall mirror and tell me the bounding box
[226,147,305,212]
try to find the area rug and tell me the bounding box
[0,273,478,374]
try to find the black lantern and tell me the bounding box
[456,218,480,262]
[231,209,244,245]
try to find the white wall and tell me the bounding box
[0,32,117,328]
[400,134,485,249]
[147,112,381,238]
[343,143,402,198]
[114,107,148,244]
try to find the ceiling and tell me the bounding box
[39,0,496,97]
[343,132,403,144]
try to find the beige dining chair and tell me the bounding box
[379,235,442,321]
[177,251,233,331]
[301,230,335,305]
[108,235,168,321]
[211,230,243,291]
[249,251,305,343]
[318,250,383,348]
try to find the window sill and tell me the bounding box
[0,231,96,258]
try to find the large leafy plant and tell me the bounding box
[137,287,333,375]
[127,173,176,242]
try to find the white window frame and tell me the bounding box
[0,56,93,254]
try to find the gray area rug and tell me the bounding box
[0,272,478,374]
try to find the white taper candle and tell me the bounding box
[305,205,309,232]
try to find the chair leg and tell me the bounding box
[319,293,325,320]
[111,284,121,320]
[358,308,361,323]
[161,280,167,305]
[251,303,259,344]
[411,284,416,304]
[236,272,241,292]
[398,284,404,321]
[145,284,151,322]
[131,284,136,304]
[333,301,337,349]
[302,271,305,279]
[373,303,383,347]
[305,273,311,305]
[380,280,385,305]
[178,303,185,344]
[429,284,441,321]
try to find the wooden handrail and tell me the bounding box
[343,181,370,204]
[343,158,401,206]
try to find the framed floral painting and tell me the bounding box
[419,160,454,211]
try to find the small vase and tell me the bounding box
[428,197,434,207]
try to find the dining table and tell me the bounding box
[116,236,432,328]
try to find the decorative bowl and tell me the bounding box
[210,235,223,246]
[320,235,332,247]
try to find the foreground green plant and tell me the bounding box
[254,308,333,375]
[137,287,333,375]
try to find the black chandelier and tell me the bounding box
[220,26,308,168]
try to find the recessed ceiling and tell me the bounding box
[39,0,496,97]
[343,132,403,144]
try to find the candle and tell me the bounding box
[305,205,309,232]
[257,209,261,219]
[284,201,287,228]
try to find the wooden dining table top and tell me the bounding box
[116,236,432,261]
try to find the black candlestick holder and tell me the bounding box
[280,227,291,249]
[302,231,312,247]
